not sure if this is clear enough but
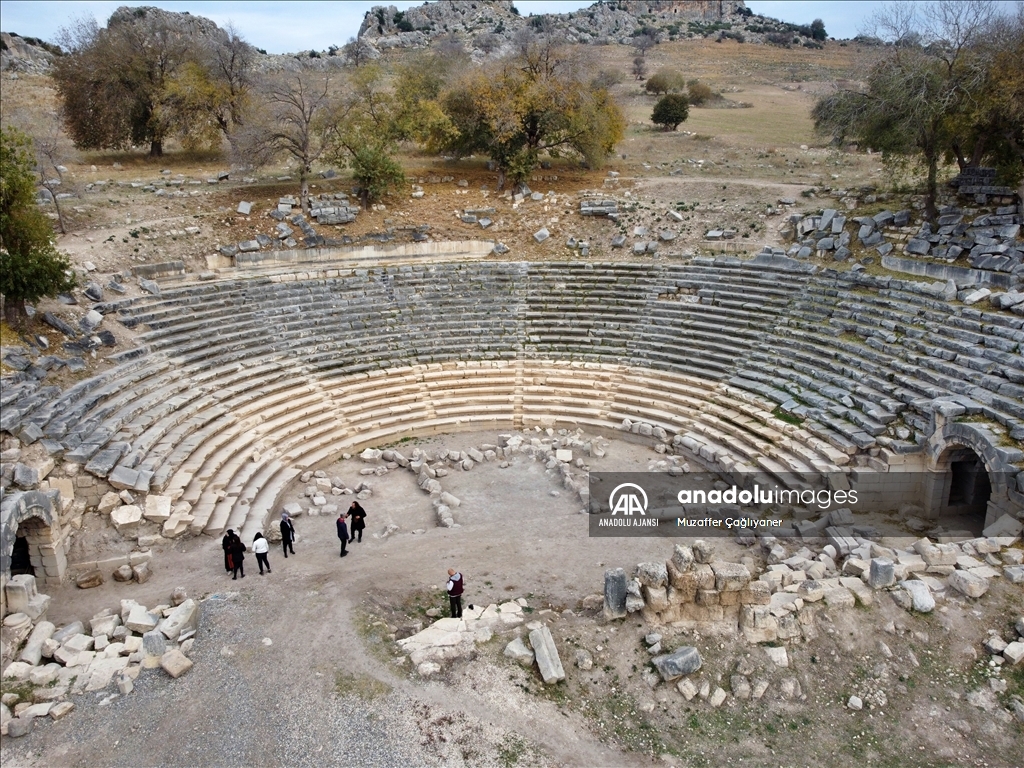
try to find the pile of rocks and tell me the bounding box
[610,522,1024,643]
[324,429,595,532]
[981,615,1024,670]
[903,205,1022,274]
[0,580,198,738]
[397,600,526,676]
[951,167,1019,206]
[395,597,569,685]
[580,199,619,219]
[786,198,1023,282]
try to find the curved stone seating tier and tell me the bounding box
[6,258,1021,539]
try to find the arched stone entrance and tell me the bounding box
[1,490,65,616]
[923,418,1022,532]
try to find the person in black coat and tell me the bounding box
[280,512,295,557]
[222,530,236,572]
[348,501,366,543]
[336,512,349,557]
[229,535,246,579]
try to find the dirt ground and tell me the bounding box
[2,36,1022,767]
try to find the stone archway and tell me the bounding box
[1,490,65,615]
[923,419,1020,532]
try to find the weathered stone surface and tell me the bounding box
[110,504,143,534]
[160,599,198,641]
[19,620,55,666]
[112,564,134,582]
[126,605,159,633]
[7,716,34,738]
[650,646,702,682]
[712,561,751,591]
[132,562,152,584]
[1003,642,1024,665]
[869,558,895,589]
[529,626,565,684]
[899,580,935,612]
[603,568,627,620]
[503,637,534,665]
[948,570,989,598]
[160,649,193,678]
[635,561,668,588]
[76,570,104,589]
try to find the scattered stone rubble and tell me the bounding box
[289,428,598,533]
[608,524,1024,645]
[786,189,1022,283]
[0,578,199,737]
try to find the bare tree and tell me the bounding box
[206,22,256,132]
[342,36,375,67]
[33,109,80,234]
[232,70,341,212]
[632,27,659,57]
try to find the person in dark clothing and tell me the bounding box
[280,512,295,557]
[222,530,236,572]
[348,501,366,543]
[229,535,246,579]
[252,532,271,575]
[336,512,349,557]
[446,568,464,619]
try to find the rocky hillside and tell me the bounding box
[356,0,828,53]
[0,32,58,74]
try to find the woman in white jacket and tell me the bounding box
[252,532,272,575]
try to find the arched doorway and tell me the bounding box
[1,490,65,594]
[930,445,993,535]
[11,517,50,578]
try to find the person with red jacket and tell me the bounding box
[446,568,464,619]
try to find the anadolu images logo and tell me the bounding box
[608,483,648,516]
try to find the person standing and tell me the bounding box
[222,530,236,572]
[446,568,464,619]
[252,532,271,575]
[348,501,366,544]
[280,512,296,558]
[336,511,349,557]
[229,535,246,579]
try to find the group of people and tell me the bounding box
[220,503,366,575]
[220,503,465,620]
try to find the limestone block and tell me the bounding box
[765,646,789,668]
[528,626,565,684]
[51,621,85,645]
[635,562,668,588]
[711,561,751,592]
[644,585,670,611]
[823,587,856,609]
[1,661,34,681]
[113,564,134,582]
[143,494,172,523]
[4,574,38,614]
[738,582,771,606]
[126,605,159,634]
[797,580,825,602]
[692,564,715,590]
[677,678,698,700]
[504,637,534,665]
[670,544,694,575]
[90,614,120,638]
[28,664,59,686]
[49,701,74,720]
[160,649,193,678]
[948,570,989,598]
[110,504,143,534]
[650,646,702,682]
[1003,642,1024,665]
[160,599,199,641]
[97,492,121,514]
[899,580,935,612]
[18,618,55,667]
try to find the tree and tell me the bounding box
[652,94,690,131]
[342,36,376,67]
[53,8,247,157]
[632,26,659,56]
[434,35,625,189]
[811,19,828,41]
[687,81,714,106]
[813,1,1006,223]
[0,127,76,325]
[631,56,648,81]
[645,70,687,95]
[232,70,339,212]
